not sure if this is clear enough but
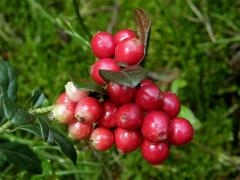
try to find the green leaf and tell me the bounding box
[1,94,35,124]
[37,116,54,144]
[19,116,77,164]
[50,127,77,165]
[178,105,202,130]
[69,73,106,94]
[134,8,151,66]
[99,65,147,87]
[0,59,18,101]
[31,88,48,108]
[170,79,187,94]
[0,142,42,174]
[0,151,7,168]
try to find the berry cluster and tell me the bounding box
[51,29,194,165]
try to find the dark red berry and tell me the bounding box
[162,92,181,118]
[140,79,154,87]
[98,100,118,128]
[56,92,76,106]
[107,83,136,105]
[51,103,75,124]
[169,117,194,145]
[114,29,137,45]
[90,58,120,85]
[141,111,170,143]
[116,103,144,130]
[90,127,114,151]
[91,32,115,58]
[135,84,164,111]
[75,97,102,124]
[115,38,144,65]
[65,81,89,102]
[68,120,92,140]
[141,140,169,165]
[114,128,142,153]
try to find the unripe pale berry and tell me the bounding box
[114,128,142,153]
[141,140,169,165]
[50,103,75,124]
[115,38,144,65]
[56,92,76,106]
[140,79,154,87]
[68,120,92,140]
[98,100,118,128]
[162,92,181,118]
[141,111,170,143]
[169,117,194,145]
[75,97,103,124]
[107,83,136,105]
[90,128,114,151]
[90,58,120,85]
[116,103,144,130]
[135,84,164,111]
[114,29,137,45]
[65,81,89,102]
[91,32,115,58]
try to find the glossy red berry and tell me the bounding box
[114,128,142,153]
[169,117,194,145]
[98,100,118,128]
[107,83,136,105]
[116,103,144,130]
[91,32,115,58]
[56,92,76,106]
[65,81,89,102]
[141,111,170,143]
[115,38,144,65]
[51,103,75,124]
[162,92,181,118]
[114,29,137,45]
[140,79,154,87]
[141,140,169,165]
[90,58,120,85]
[135,84,164,111]
[75,97,103,124]
[90,128,114,151]
[68,120,92,140]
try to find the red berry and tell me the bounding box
[141,111,170,143]
[115,38,144,65]
[169,117,194,145]
[91,32,115,58]
[65,81,89,102]
[75,97,103,124]
[114,29,137,45]
[114,128,142,153]
[107,83,136,105]
[90,58,120,85]
[98,100,118,128]
[116,103,144,130]
[141,140,169,165]
[68,120,92,140]
[162,92,181,118]
[90,127,114,151]
[140,79,154,87]
[51,103,75,124]
[56,92,76,106]
[135,84,164,111]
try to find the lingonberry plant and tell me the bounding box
[0,8,195,174]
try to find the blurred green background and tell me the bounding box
[0,0,240,179]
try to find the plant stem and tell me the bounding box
[0,121,11,134]
[72,0,91,39]
[29,105,54,114]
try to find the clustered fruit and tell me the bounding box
[51,29,194,165]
